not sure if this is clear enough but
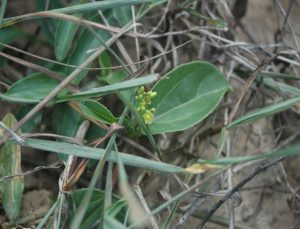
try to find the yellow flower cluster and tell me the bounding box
[135,86,157,124]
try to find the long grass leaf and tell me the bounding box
[197,143,300,165]
[23,138,183,173]
[36,195,62,229]
[1,0,165,25]
[227,97,300,128]
[51,0,164,14]
[114,144,148,227]
[262,78,300,96]
[56,74,158,102]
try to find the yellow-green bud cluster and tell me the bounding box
[135,86,157,124]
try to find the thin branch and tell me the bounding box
[21,133,83,144]
[197,157,284,229]
[0,51,78,92]
[0,38,193,71]
[0,121,24,144]
[228,54,280,123]
[0,161,63,182]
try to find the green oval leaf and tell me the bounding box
[149,61,230,134]
[0,72,60,103]
[80,99,118,124]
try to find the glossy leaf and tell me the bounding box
[149,61,230,134]
[0,73,60,103]
[55,13,82,61]
[0,113,24,221]
[23,138,184,173]
[227,97,300,128]
[80,99,118,124]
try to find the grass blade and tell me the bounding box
[197,143,300,165]
[52,0,164,14]
[227,97,300,128]
[56,74,158,102]
[114,144,148,227]
[23,138,184,174]
[1,0,165,26]
[262,78,300,96]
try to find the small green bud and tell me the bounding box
[143,111,154,124]
[139,86,145,93]
[150,92,157,97]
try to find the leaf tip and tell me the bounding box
[184,163,223,174]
